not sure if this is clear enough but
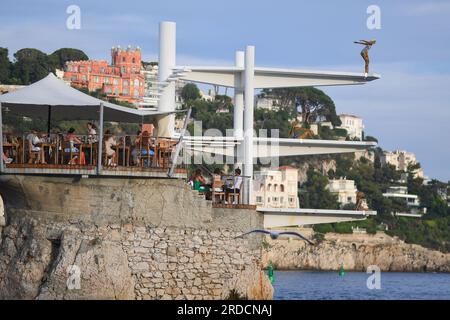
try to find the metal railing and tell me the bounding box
[2,132,182,171]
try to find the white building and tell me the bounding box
[337,114,364,140]
[253,166,299,209]
[255,96,280,111]
[382,186,425,217]
[380,150,425,179]
[327,178,358,206]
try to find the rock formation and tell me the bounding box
[0,175,273,300]
[262,232,450,272]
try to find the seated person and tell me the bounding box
[26,129,44,164]
[104,130,117,166]
[64,128,86,165]
[131,130,142,165]
[140,131,155,167]
[189,169,207,191]
[212,168,225,192]
[225,168,243,197]
[2,152,13,164]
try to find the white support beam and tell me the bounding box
[157,21,176,138]
[243,46,255,205]
[234,51,245,168]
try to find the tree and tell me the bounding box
[181,83,201,107]
[0,48,11,84]
[12,48,54,84]
[299,169,339,209]
[261,87,341,126]
[49,48,89,69]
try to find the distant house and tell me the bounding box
[255,96,280,111]
[253,166,299,209]
[382,186,426,218]
[380,150,425,179]
[327,178,358,206]
[337,114,364,140]
[63,46,145,105]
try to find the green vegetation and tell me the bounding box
[0,47,89,85]
[305,151,450,252]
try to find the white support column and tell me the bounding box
[243,45,255,205]
[97,102,104,175]
[234,51,245,168]
[157,21,176,138]
[0,102,3,173]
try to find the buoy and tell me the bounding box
[267,261,275,284]
[339,263,345,277]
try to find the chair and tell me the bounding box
[158,139,173,169]
[60,140,79,165]
[26,139,40,164]
[227,188,241,205]
[211,177,225,204]
[139,133,155,168]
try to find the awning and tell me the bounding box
[0,73,178,123]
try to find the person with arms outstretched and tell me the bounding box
[354,39,376,77]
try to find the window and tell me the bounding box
[267,184,272,192]
[134,79,139,87]
[256,196,263,203]
[280,184,285,192]
[113,79,119,85]
[273,197,278,202]
[105,87,112,94]
[121,66,126,74]
[71,75,77,81]
[123,88,129,95]
[267,197,270,203]
[100,68,105,73]
[134,90,139,97]
[88,67,92,72]
[132,57,136,63]
[104,78,110,84]
[274,184,278,192]
[280,197,284,203]
[289,197,294,203]
[82,75,87,81]
[122,57,126,62]
[94,76,99,83]
[123,80,129,86]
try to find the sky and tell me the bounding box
[1,0,449,181]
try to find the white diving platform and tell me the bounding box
[259,207,377,228]
[176,66,380,88]
[183,136,377,158]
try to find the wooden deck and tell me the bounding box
[3,163,187,179]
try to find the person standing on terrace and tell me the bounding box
[86,122,98,143]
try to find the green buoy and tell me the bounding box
[339,263,345,277]
[268,261,275,284]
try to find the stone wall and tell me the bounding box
[0,175,273,300]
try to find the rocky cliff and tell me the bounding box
[0,175,273,300]
[262,231,450,272]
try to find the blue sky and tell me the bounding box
[1,0,450,181]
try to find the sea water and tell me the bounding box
[273,271,450,300]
